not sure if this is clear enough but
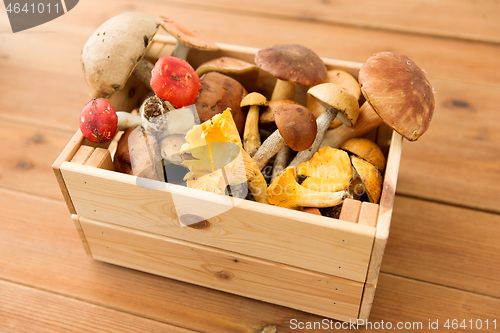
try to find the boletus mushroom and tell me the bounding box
[79,98,141,143]
[252,103,317,170]
[358,51,435,141]
[241,92,268,157]
[288,83,359,168]
[255,44,327,101]
[81,12,159,99]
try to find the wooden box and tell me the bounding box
[53,35,402,322]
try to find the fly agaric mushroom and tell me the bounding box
[157,16,218,60]
[195,72,248,136]
[351,155,382,204]
[252,103,317,170]
[255,44,327,101]
[81,12,159,99]
[297,147,352,193]
[150,55,201,109]
[79,98,142,143]
[241,92,268,157]
[320,102,383,149]
[359,51,435,141]
[288,83,359,169]
[307,69,362,130]
[340,138,386,172]
[267,167,349,210]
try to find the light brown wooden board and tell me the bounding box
[0,188,499,332]
[0,279,197,333]
[60,162,376,282]
[80,216,364,322]
[156,0,500,44]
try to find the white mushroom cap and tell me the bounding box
[81,12,159,99]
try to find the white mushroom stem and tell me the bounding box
[271,145,292,181]
[132,58,154,89]
[252,129,286,170]
[270,79,295,101]
[288,107,339,169]
[116,112,142,131]
[243,105,261,156]
[172,42,191,60]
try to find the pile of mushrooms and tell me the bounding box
[77,12,436,218]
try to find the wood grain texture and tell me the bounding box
[159,0,500,44]
[0,188,499,332]
[0,279,197,333]
[383,196,500,298]
[60,162,376,282]
[80,216,364,322]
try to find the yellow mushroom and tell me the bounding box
[351,156,382,204]
[340,137,386,172]
[181,108,269,204]
[268,167,349,210]
[297,147,352,192]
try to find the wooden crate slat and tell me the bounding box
[79,216,364,322]
[60,161,376,282]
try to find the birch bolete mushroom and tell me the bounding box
[79,98,142,143]
[241,92,268,157]
[81,12,159,99]
[157,16,218,60]
[307,69,362,130]
[252,103,317,170]
[359,51,435,141]
[267,167,348,210]
[340,138,386,172]
[288,83,359,168]
[351,155,382,204]
[254,44,327,101]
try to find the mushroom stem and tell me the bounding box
[116,112,142,131]
[243,105,261,156]
[320,102,383,149]
[271,145,292,181]
[252,129,286,170]
[132,58,154,89]
[172,41,190,60]
[270,79,296,101]
[288,106,339,169]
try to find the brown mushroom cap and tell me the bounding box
[274,104,317,151]
[307,83,360,126]
[81,12,159,99]
[157,16,218,51]
[194,72,248,135]
[358,51,435,141]
[254,44,327,86]
[240,92,269,108]
[196,56,259,77]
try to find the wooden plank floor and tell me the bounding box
[1,0,499,331]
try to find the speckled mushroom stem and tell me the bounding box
[243,105,261,156]
[132,58,154,89]
[271,145,292,181]
[288,107,339,169]
[252,129,286,170]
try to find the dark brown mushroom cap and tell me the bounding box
[255,44,327,86]
[358,51,435,141]
[194,72,248,135]
[274,104,317,151]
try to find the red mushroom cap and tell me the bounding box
[150,56,201,109]
[79,98,118,143]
